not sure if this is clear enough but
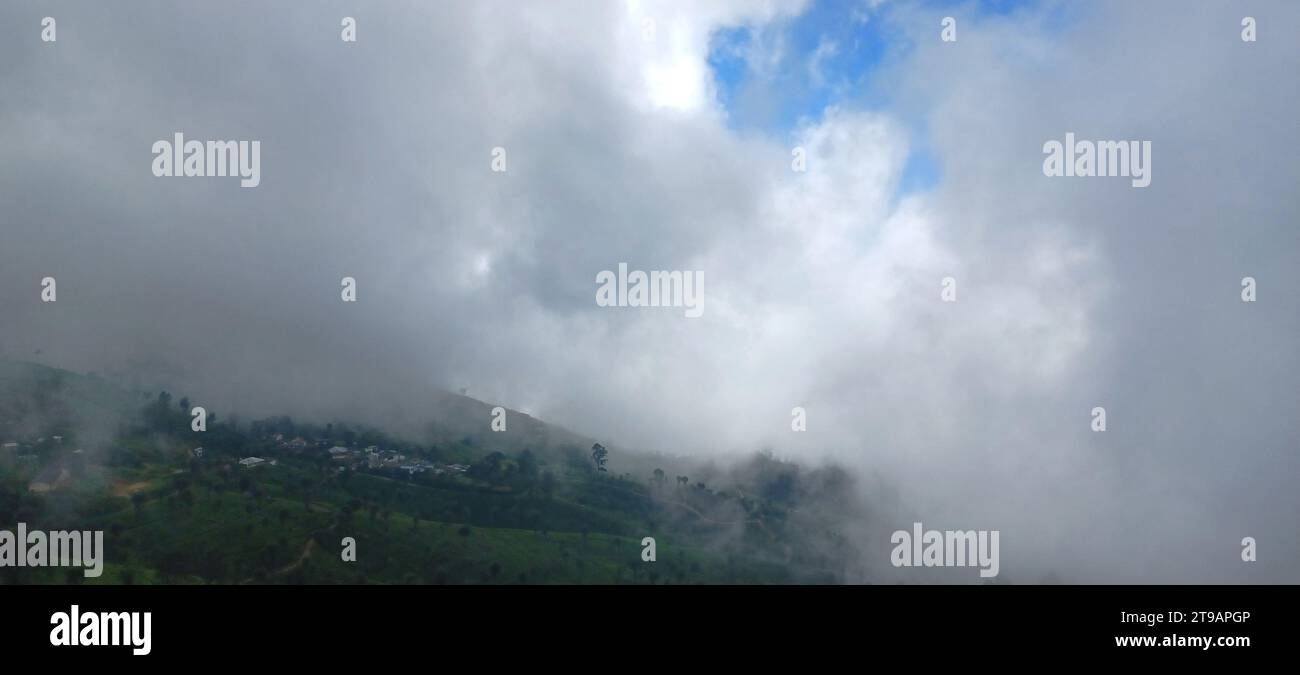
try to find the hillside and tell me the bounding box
[0,360,869,584]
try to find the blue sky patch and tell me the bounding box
[707,0,1051,197]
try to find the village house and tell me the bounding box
[398,460,439,475]
[28,463,72,493]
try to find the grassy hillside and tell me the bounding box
[0,359,865,584]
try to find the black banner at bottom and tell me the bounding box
[0,584,1289,663]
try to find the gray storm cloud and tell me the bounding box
[1,0,1296,582]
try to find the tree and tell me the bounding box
[300,476,313,512]
[469,451,507,482]
[517,449,539,478]
[590,443,608,472]
[540,470,556,500]
[515,449,540,495]
[652,468,666,490]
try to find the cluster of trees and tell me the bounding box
[465,449,557,498]
[590,444,608,471]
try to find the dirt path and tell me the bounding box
[274,538,317,576]
[111,480,150,497]
[239,536,318,584]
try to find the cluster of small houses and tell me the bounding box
[2,435,82,493]
[234,434,469,478]
[5,431,471,494]
[2,434,65,454]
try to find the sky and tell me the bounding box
[1,0,1297,583]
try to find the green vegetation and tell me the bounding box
[0,360,864,584]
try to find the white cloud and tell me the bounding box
[1,0,1297,582]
